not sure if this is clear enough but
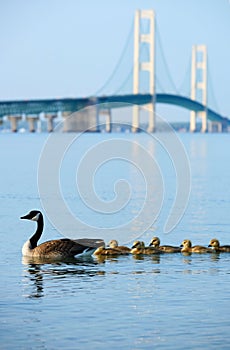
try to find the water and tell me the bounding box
[0,132,230,349]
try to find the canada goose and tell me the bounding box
[180,239,212,254]
[131,241,161,255]
[149,236,181,253]
[108,239,131,253]
[21,210,104,259]
[208,239,230,253]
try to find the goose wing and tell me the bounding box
[35,239,102,257]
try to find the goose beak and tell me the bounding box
[208,244,211,247]
[20,214,29,220]
[180,244,183,247]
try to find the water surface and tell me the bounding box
[0,132,229,349]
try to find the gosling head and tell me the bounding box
[131,241,145,249]
[208,238,220,249]
[108,239,119,249]
[149,237,160,247]
[21,210,41,222]
[180,239,192,248]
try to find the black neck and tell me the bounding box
[30,214,44,249]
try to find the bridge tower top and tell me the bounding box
[190,45,208,132]
[132,9,156,132]
[191,45,207,106]
[133,9,155,95]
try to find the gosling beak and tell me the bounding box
[180,244,183,248]
[149,243,153,247]
[208,244,212,248]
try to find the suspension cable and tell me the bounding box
[155,20,180,94]
[94,19,134,95]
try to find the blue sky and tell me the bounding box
[0,0,229,121]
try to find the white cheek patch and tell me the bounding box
[31,213,40,221]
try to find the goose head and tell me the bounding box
[21,210,42,222]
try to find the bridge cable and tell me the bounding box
[155,20,180,94]
[207,59,221,114]
[94,20,134,96]
[177,56,191,97]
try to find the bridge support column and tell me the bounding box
[8,115,22,132]
[190,111,196,132]
[190,45,207,133]
[201,111,207,133]
[147,97,156,133]
[132,9,155,132]
[45,113,57,132]
[104,109,112,132]
[26,116,39,132]
[208,121,223,133]
[62,105,99,132]
[62,112,72,132]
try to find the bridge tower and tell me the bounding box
[132,9,155,132]
[190,45,207,132]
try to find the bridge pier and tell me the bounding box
[7,115,22,132]
[190,111,196,132]
[44,113,57,132]
[105,109,111,132]
[62,112,71,132]
[190,111,207,133]
[147,99,156,133]
[62,105,99,132]
[132,106,139,132]
[100,109,111,132]
[201,111,208,133]
[26,115,39,132]
[208,121,223,133]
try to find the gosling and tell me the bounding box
[208,238,230,253]
[149,236,181,253]
[180,239,212,254]
[131,241,161,255]
[108,239,131,253]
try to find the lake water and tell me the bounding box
[0,131,230,349]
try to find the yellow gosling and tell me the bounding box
[149,236,181,253]
[208,239,230,253]
[131,241,161,255]
[180,239,212,254]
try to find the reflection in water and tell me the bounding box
[181,252,223,275]
[132,254,161,264]
[25,264,44,299]
[22,256,105,299]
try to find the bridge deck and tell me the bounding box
[0,93,228,125]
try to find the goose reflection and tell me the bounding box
[22,262,44,299]
[22,256,105,299]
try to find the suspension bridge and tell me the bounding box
[0,9,229,133]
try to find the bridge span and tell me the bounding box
[0,93,229,132]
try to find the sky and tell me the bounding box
[0,0,229,122]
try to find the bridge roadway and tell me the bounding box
[0,93,229,125]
